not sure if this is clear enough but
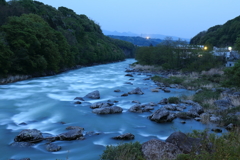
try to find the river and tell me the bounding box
[0,59,211,160]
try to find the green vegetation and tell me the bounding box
[151,68,225,90]
[100,142,145,160]
[177,129,240,160]
[108,35,162,46]
[190,15,240,47]
[152,75,185,86]
[223,60,240,87]
[168,97,180,104]
[100,129,240,160]
[0,0,135,77]
[135,38,223,72]
[193,89,221,106]
[109,37,136,58]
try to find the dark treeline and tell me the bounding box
[108,35,162,46]
[0,0,135,77]
[109,37,136,58]
[190,15,240,47]
[136,38,224,72]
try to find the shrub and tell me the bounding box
[100,142,145,160]
[177,129,240,160]
[168,97,180,104]
[193,89,221,105]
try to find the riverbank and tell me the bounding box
[129,63,240,126]
[97,63,240,160]
[0,60,124,85]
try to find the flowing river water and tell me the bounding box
[0,59,215,160]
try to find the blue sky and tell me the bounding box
[33,0,240,39]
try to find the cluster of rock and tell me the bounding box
[128,103,156,113]
[74,88,147,115]
[10,126,99,153]
[142,131,211,160]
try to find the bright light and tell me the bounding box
[204,46,207,50]
[146,36,150,39]
[228,46,232,51]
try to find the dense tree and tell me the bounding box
[0,0,7,5]
[135,39,223,72]
[235,37,240,52]
[0,0,128,77]
[224,60,240,87]
[190,16,240,47]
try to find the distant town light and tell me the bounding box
[146,36,150,39]
[228,46,232,51]
[204,46,207,50]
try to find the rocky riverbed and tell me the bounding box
[1,59,232,160]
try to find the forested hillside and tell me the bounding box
[0,0,132,77]
[190,15,240,47]
[108,35,162,46]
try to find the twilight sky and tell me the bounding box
[35,0,239,39]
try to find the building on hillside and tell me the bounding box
[226,51,240,67]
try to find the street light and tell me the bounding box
[228,46,232,52]
[204,46,207,50]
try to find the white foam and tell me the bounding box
[93,140,117,147]
[47,93,73,101]
[139,132,168,140]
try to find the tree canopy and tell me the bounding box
[0,0,133,77]
[190,16,240,47]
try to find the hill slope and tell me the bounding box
[0,0,131,77]
[190,15,240,47]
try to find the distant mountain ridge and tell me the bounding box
[103,30,190,41]
[108,35,162,46]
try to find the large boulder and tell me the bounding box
[214,97,234,113]
[163,104,177,111]
[166,132,201,154]
[92,107,111,114]
[46,143,61,152]
[90,102,112,109]
[129,104,143,113]
[56,129,83,140]
[112,133,134,140]
[148,108,176,123]
[189,103,204,115]
[128,87,144,95]
[142,106,154,112]
[84,90,100,99]
[110,106,123,113]
[14,129,43,142]
[158,98,168,105]
[142,139,182,160]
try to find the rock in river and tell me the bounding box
[148,108,176,123]
[129,104,143,113]
[56,129,83,140]
[14,129,43,142]
[112,133,134,140]
[46,143,61,152]
[92,106,123,114]
[84,90,100,99]
[128,87,144,95]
